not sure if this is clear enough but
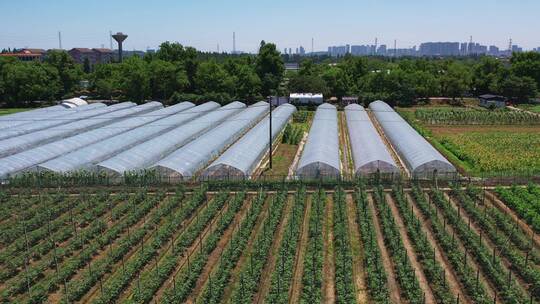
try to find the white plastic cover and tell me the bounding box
[296,103,341,178]
[0,102,137,158]
[96,101,243,176]
[344,104,399,176]
[0,102,163,178]
[0,103,105,130]
[151,101,268,179]
[36,102,196,173]
[369,100,455,177]
[201,103,296,179]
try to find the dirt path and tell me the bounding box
[444,193,530,296]
[322,192,335,304]
[404,193,472,304]
[220,195,273,303]
[253,195,294,304]
[344,194,368,303]
[385,193,436,304]
[338,112,352,178]
[289,195,312,304]
[485,191,540,249]
[418,192,500,303]
[367,194,402,303]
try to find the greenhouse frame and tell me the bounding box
[344,104,399,176]
[36,102,196,173]
[369,100,456,177]
[0,102,163,178]
[0,103,108,140]
[296,103,341,178]
[96,101,241,177]
[201,103,296,180]
[0,103,104,130]
[0,102,137,158]
[152,101,268,179]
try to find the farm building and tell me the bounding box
[201,103,296,180]
[289,93,324,105]
[344,104,399,176]
[369,100,456,178]
[152,101,268,179]
[479,94,506,108]
[36,102,196,173]
[0,102,162,179]
[96,101,237,177]
[296,103,341,178]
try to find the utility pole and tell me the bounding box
[394,39,397,57]
[268,95,273,170]
[311,37,314,55]
[58,31,62,49]
[109,31,113,49]
[233,32,236,54]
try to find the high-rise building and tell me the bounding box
[283,48,287,55]
[289,48,292,55]
[299,46,305,55]
[377,44,387,55]
[419,42,460,56]
[488,45,499,56]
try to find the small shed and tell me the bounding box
[289,93,324,105]
[479,94,506,109]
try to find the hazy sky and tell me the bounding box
[1,0,539,52]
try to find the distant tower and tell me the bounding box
[468,35,473,55]
[109,31,113,49]
[394,39,397,57]
[217,43,220,53]
[311,37,314,54]
[508,38,513,51]
[112,32,128,62]
[58,31,62,49]
[374,37,378,55]
[233,32,236,54]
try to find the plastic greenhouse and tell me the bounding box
[369,100,455,177]
[344,104,399,176]
[0,103,109,140]
[0,102,163,178]
[295,103,341,179]
[36,102,196,173]
[151,101,268,179]
[201,103,296,180]
[96,101,242,177]
[0,103,104,130]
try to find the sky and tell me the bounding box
[1,0,539,53]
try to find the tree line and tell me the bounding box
[0,40,539,107]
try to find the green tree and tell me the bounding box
[118,56,150,102]
[255,41,284,96]
[439,62,472,100]
[147,59,189,100]
[45,50,83,95]
[510,52,540,89]
[194,60,234,95]
[493,75,537,102]
[321,66,349,98]
[473,56,504,95]
[288,73,329,96]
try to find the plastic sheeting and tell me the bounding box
[0,103,105,130]
[369,100,455,177]
[202,103,296,180]
[151,101,268,179]
[0,102,163,178]
[97,101,243,177]
[0,102,137,158]
[296,103,340,178]
[0,103,110,140]
[36,102,196,173]
[344,104,399,176]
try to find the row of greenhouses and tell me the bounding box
[0,100,455,181]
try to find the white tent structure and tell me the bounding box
[345,104,399,176]
[151,101,268,179]
[295,103,341,179]
[96,101,244,177]
[201,103,296,180]
[369,100,456,178]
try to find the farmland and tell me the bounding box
[399,107,540,176]
[1,181,540,303]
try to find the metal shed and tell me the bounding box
[151,101,268,180]
[36,102,196,173]
[201,103,296,180]
[96,101,244,177]
[344,104,399,176]
[295,103,341,179]
[0,102,137,158]
[369,100,455,177]
[0,102,163,179]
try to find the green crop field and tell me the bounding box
[1,181,539,303]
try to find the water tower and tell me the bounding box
[112,32,128,62]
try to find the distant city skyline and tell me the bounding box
[1,0,540,53]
